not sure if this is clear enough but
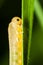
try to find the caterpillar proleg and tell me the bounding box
[8,17,23,65]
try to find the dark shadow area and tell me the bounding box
[39,0,43,8]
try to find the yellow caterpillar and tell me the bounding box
[8,17,23,65]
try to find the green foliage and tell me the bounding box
[22,0,43,65]
[22,0,34,65]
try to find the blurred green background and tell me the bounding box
[0,0,43,65]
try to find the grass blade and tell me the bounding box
[22,0,34,65]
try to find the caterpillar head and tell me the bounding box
[11,17,22,27]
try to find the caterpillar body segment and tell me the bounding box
[8,17,23,65]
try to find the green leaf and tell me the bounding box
[22,0,34,65]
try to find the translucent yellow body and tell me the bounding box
[8,17,23,65]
